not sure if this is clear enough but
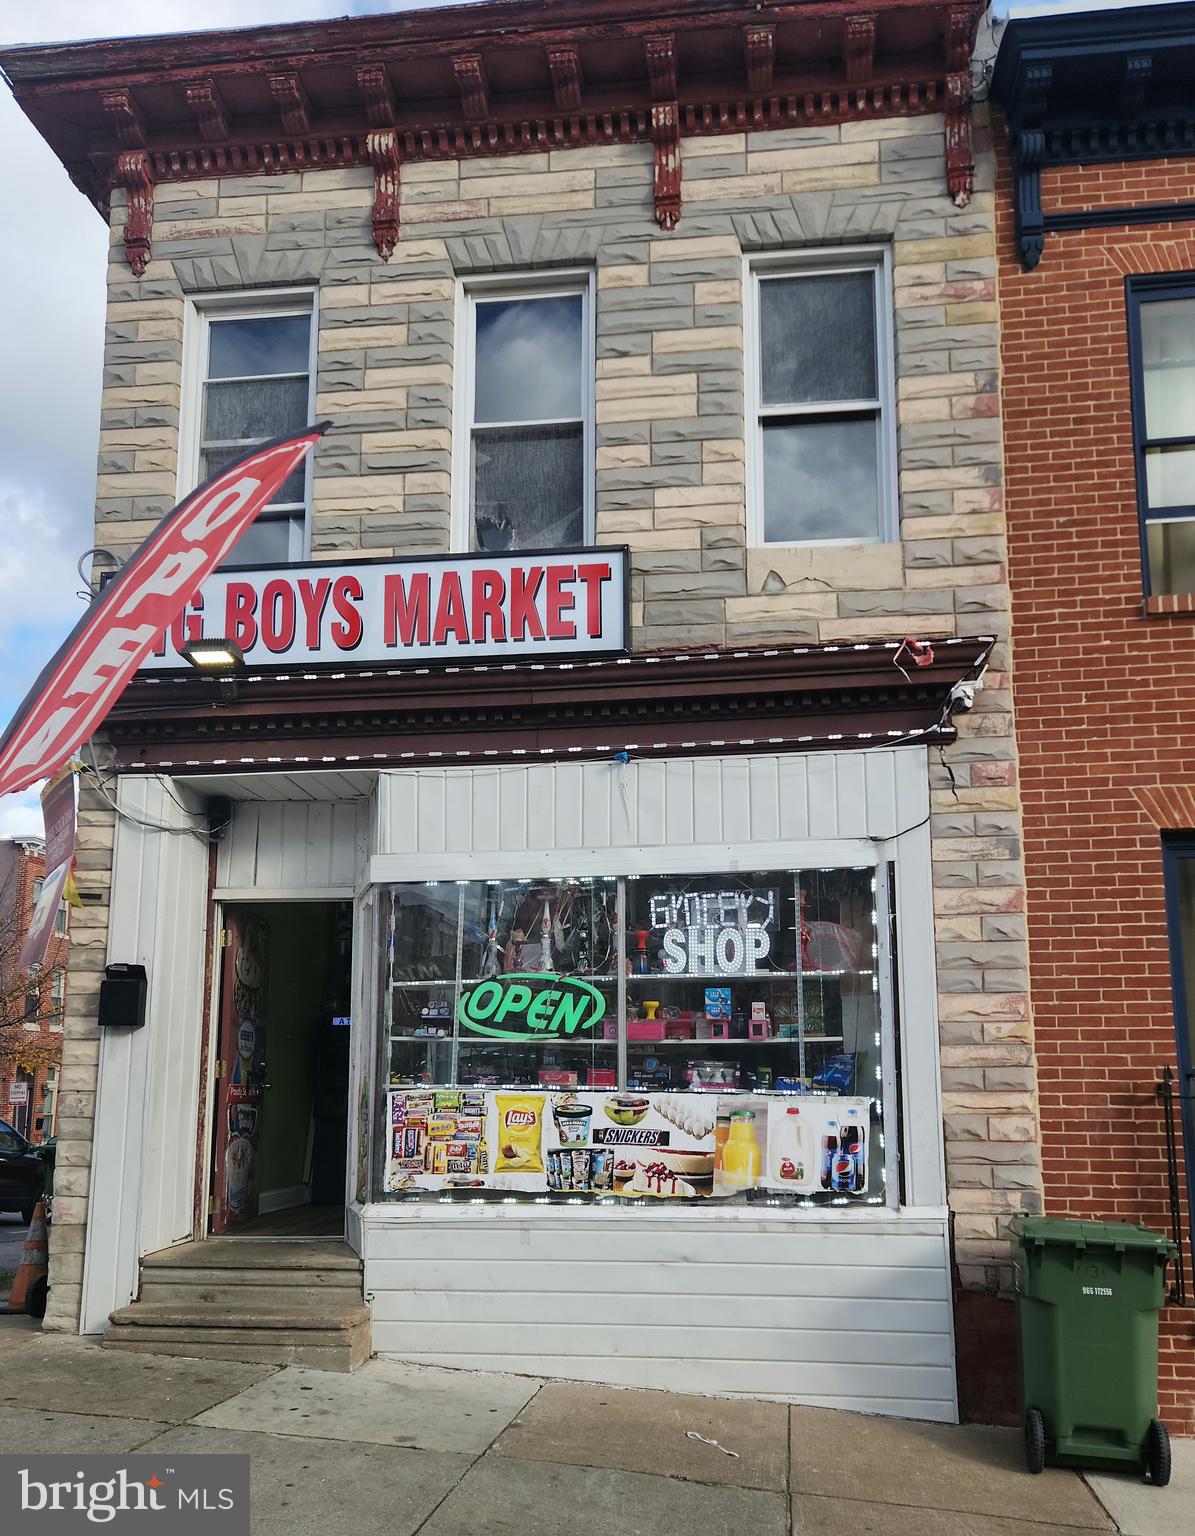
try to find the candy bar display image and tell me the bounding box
[375,865,889,1205]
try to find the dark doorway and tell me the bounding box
[210,901,352,1237]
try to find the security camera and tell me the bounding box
[949,681,978,715]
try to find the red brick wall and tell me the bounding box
[0,845,66,1145]
[996,136,1195,1434]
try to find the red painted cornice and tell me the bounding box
[2,0,979,257]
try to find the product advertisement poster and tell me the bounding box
[385,1088,869,1199]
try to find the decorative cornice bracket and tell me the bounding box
[645,37,681,231]
[184,78,229,142]
[547,45,583,113]
[1121,53,1153,119]
[357,63,396,128]
[101,88,146,148]
[115,149,154,277]
[744,25,775,96]
[269,70,311,135]
[945,70,973,208]
[651,100,681,231]
[845,15,877,84]
[645,35,678,101]
[453,53,489,121]
[1012,128,1045,270]
[367,127,401,260]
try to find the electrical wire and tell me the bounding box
[80,744,211,842]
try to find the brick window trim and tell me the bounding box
[1144,592,1195,617]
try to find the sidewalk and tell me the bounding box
[0,1319,1190,1536]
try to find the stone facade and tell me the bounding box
[47,102,1038,1330]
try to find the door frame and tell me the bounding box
[1160,835,1195,1239]
[198,893,358,1241]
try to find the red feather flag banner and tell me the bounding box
[0,422,330,800]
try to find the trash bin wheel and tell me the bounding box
[1024,1408,1046,1475]
[1144,1419,1171,1487]
[25,1274,47,1321]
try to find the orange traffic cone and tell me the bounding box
[6,1200,48,1319]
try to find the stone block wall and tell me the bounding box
[65,103,1039,1324]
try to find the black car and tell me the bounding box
[0,1118,46,1225]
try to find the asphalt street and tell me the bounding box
[0,1211,30,1274]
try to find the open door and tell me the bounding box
[211,908,269,1233]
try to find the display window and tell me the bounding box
[375,866,893,1207]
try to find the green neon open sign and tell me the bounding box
[457,973,605,1040]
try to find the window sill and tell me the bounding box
[1144,593,1195,617]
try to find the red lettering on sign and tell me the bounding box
[576,562,612,639]
[471,569,507,643]
[226,584,258,650]
[296,578,332,649]
[432,572,469,645]
[330,576,364,649]
[509,565,545,642]
[545,565,576,640]
[261,579,297,654]
[384,572,431,647]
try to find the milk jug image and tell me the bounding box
[769,1103,811,1190]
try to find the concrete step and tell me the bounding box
[110,1238,372,1372]
[143,1240,360,1272]
[102,1322,371,1372]
[139,1278,363,1308]
[135,1265,357,1290]
[108,1300,371,1332]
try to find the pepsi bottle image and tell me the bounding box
[820,1127,838,1190]
[839,1122,865,1194]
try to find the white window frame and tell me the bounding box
[178,287,319,564]
[450,269,596,554]
[744,246,898,549]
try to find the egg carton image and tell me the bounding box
[652,1094,717,1140]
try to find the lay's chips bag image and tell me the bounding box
[493,1093,546,1173]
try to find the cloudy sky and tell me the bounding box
[0,0,1178,837]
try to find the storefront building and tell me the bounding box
[991,3,1195,1434]
[3,0,1037,1417]
[0,837,67,1145]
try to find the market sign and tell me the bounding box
[142,548,629,670]
[457,973,605,1041]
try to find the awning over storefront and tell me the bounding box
[103,636,992,774]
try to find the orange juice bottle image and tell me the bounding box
[713,1109,731,1171]
[721,1109,761,1186]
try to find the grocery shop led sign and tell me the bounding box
[142,548,629,670]
[457,974,605,1041]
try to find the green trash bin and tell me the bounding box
[1011,1215,1176,1484]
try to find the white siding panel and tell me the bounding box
[82,778,209,1333]
[215,799,367,894]
[376,750,925,864]
[363,1212,955,1420]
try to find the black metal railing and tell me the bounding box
[1156,1065,1189,1306]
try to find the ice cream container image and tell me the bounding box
[590,1148,614,1191]
[552,1097,593,1148]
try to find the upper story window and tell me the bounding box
[747,250,897,547]
[454,276,594,552]
[53,899,68,937]
[182,293,316,567]
[1129,277,1195,595]
[31,876,43,908]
